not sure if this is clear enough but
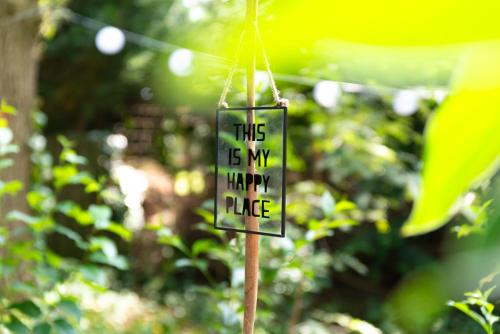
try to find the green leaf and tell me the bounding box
[27,188,55,212]
[5,316,29,334]
[195,208,214,225]
[54,225,87,249]
[89,251,129,270]
[90,237,117,259]
[10,282,37,295]
[6,211,38,225]
[175,258,193,268]
[0,143,19,155]
[56,135,74,148]
[449,301,490,334]
[402,44,500,236]
[53,165,78,188]
[321,191,336,218]
[1,99,17,115]
[157,228,190,255]
[79,265,107,287]
[0,158,14,169]
[53,318,74,334]
[0,180,23,196]
[34,322,52,334]
[69,172,99,191]
[192,239,218,257]
[10,300,42,318]
[46,251,63,269]
[89,205,112,228]
[60,148,87,165]
[57,299,81,321]
[103,223,132,241]
[6,211,54,232]
[57,201,93,225]
[335,199,356,212]
[32,110,48,128]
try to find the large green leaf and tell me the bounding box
[401,44,500,236]
[9,300,42,318]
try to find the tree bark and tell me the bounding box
[0,0,40,217]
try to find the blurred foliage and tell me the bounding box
[448,282,499,334]
[0,0,498,333]
[401,43,500,236]
[0,102,130,333]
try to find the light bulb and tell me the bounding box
[95,26,126,55]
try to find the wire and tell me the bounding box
[1,6,447,94]
[64,9,228,66]
[64,9,405,92]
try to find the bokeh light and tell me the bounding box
[313,80,341,109]
[168,49,194,77]
[106,134,128,151]
[0,128,13,145]
[95,26,126,55]
[392,89,420,116]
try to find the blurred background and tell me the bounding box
[1,0,500,333]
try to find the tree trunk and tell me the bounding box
[0,0,40,216]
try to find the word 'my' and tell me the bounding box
[228,148,270,167]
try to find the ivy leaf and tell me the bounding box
[56,135,74,148]
[27,187,55,213]
[53,165,78,188]
[0,158,14,169]
[0,180,23,196]
[103,223,132,241]
[54,225,88,250]
[89,205,112,228]
[6,211,38,225]
[57,201,93,225]
[61,148,87,165]
[90,237,117,259]
[402,44,500,236]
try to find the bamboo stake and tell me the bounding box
[243,0,259,333]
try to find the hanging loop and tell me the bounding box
[217,24,288,108]
[254,23,288,107]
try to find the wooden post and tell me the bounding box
[243,0,259,333]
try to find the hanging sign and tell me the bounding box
[214,106,287,237]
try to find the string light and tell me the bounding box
[313,81,341,109]
[95,26,126,55]
[168,49,194,77]
[2,6,449,101]
[392,90,420,116]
